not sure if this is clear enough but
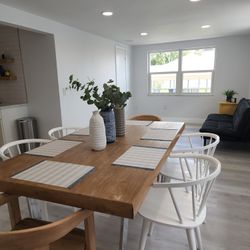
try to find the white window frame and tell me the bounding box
[148,47,216,96]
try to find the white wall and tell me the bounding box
[131,35,250,123]
[249,74,250,99]
[0,4,131,130]
[249,82,250,99]
[19,30,62,138]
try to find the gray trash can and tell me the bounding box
[16,117,38,152]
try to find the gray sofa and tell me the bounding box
[200,98,250,141]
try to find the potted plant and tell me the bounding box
[223,89,238,102]
[107,85,132,136]
[68,75,116,143]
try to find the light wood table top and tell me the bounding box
[0,124,184,219]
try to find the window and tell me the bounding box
[149,51,179,94]
[149,48,215,95]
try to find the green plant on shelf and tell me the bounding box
[223,89,238,102]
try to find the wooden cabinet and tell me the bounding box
[219,102,237,115]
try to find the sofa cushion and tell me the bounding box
[200,120,240,141]
[232,98,248,129]
[206,113,233,122]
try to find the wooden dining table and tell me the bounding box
[0,122,184,250]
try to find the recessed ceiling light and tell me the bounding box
[201,25,211,29]
[190,0,201,2]
[101,11,113,16]
[140,32,148,36]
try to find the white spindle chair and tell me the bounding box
[139,154,221,250]
[0,138,50,160]
[160,132,220,181]
[48,127,80,140]
[0,138,51,220]
[48,126,82,213]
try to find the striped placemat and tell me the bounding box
[72,127,89,136]
[12,160,94,188]
[113,146,166,170]
[134,140,171,149]
[26,140,82,157]
[126,120,152,126]
[141,129,179,141]
[150,121,184,130]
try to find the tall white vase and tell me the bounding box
[89,111,106,151]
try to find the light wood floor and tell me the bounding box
[1,127,250,250]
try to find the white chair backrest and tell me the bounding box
[155,153,221,224]
[172,132,220,156]
[48,127,80,140]
[0,139,50,161]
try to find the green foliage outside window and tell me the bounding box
[150,51,179,65]
[150,51,193,66]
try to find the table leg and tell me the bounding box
[7,196,21,229]
[84,212,96,250]
[119,218,129,250]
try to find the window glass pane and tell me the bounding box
[182,48,215,71]
[150,51,179,73]
[151,73,176,94]
[182,72,212,93]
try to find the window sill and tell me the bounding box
[148,93,214,97]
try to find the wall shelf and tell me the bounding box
[0,58,15,64]
[0,58,16,80]
[0,76,17,80]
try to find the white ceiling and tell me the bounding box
[0,0,250,45]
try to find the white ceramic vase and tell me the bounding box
[89,111,106,151]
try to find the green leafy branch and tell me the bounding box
[68,75,131,111]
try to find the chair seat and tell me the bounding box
[206,113,233,122]
[14,218,85,250]
[139,187,206,229]
[160,158,196,181]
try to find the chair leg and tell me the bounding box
[148,222,154,236]
[195,227,203,250]
[139,218,151,250]
[156,174,161,182]
[186,229,197,250]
